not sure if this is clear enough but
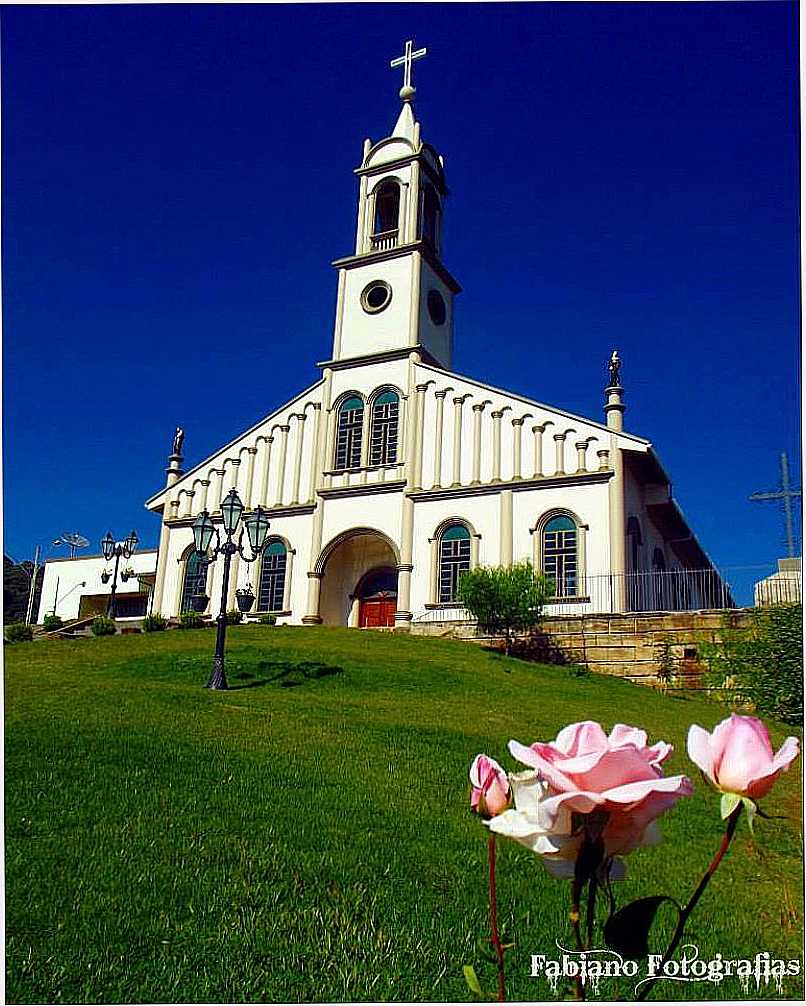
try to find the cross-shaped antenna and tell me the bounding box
[390,39,427,102]
[749,452,802,558]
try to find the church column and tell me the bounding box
[227,553,241,611]
[609,433,627,612]
[290,413,306,505]
[355,170,369,252]
[210,468,225,512]
[396,353,419,629]
[500,490,513,567]
[198,480,210,513]
[406,160,421,244]
[575,440,589,474]
[532,422,552,478]
[553,433,567,476]
[451,395,469,487]
[152,445,185,615]
[283,549,296,612]
[228,458,242,497]
[243,447,258,507]
[168,499,180,521]
[597,448,610,471]
[257,436,274,507]
[304,572,323,624]
[512,418,527,480]
[491,410,509,483]
[274,425,290,506]
[471,401,489,484]
[308,404,322,502]
[413,383,429,490]
[182,491,194,519]
[432,389,449,488]
[304,374,332,625]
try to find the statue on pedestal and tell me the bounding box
[608,350,622,387]
[172,426,185,457]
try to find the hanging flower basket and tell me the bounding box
[236,590,255,613]
[190,594,209,613]
[100,571,111,584]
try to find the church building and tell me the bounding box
[144,42,720,630]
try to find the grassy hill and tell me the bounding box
[5,626,803,1002]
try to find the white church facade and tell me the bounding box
[139,49,722,631]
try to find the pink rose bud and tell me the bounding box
[688,714,800,800]
[469,753,511,818]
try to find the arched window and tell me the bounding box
[369,390,399,466]
[543,515,578,598]
[420,184,441,251]
[258,540,287,612]
[439,523,471,603]
[181,550,210,612]
[334,396,364,470]
[373,181,400,236]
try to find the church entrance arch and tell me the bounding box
[317,529,399,627]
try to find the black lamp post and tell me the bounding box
[101,529,139,618]
[192,489,271,690]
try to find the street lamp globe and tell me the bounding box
[220,489,244,535]
[124,530,139,557]
[243,506,271,554]
[101,532,115,561]
[192,511,216,555]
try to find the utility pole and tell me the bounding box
[24,545,41,625]
[749,452,802,558]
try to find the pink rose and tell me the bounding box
[470,753,511,818]
[509,721,692,857]
[687,714,800,800]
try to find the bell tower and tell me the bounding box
[329,40,461,369]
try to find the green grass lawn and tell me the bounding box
[5,626,803,1002]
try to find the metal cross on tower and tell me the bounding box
[390,39,427,100]
[749,452,802,558]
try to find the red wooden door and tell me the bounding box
[359,599,396,627]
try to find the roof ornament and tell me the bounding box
[390,38,427,102]
[607,349,622,388]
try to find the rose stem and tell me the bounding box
[487,834,506,1002]
[570,877,586,1001]
[586,873,598,949]
[637,805,741,1002]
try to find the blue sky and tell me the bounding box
[2,2,799,604]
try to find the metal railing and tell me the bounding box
[369,229,398,251]
[413,568,801,623]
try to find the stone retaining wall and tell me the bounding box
[411,609,753,686]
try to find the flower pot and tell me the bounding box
[190,594,209,613]
[236,593,255,613]
[100,572,110,584]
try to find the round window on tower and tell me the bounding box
[361,280,392,314]
[427,289,447,326]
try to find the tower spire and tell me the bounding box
[390,38,427,102]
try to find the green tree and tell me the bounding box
[457,561,553,656]
[701,603,802,724]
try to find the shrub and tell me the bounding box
[5,622,33,643]
[91,616,116,637]
[457,561,553,656]
[178,610,204,629]
[225,609,243,625]
[701,603,802,724]
[42,614,63,632]
[142,613,167,633]
[258,614,277,625]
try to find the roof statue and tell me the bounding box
[608,350,622,388]
[390,38,427,102]
[172,426,185,457]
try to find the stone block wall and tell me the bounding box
[410,609,753,687]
